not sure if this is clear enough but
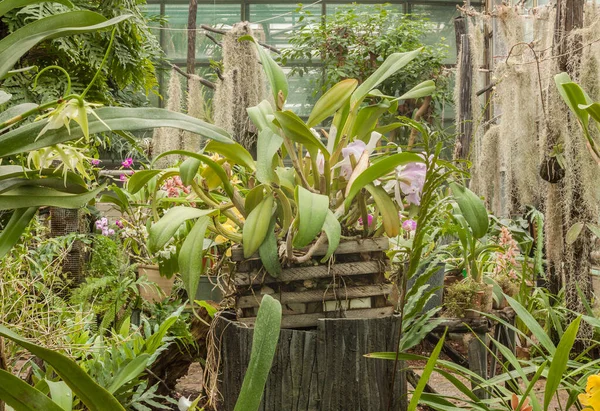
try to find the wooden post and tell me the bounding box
[454,16,466,57]
[186,0,198,75]
[214,315,407,411]
[455,33,473,160]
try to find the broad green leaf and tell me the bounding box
[242,195,275,258]
[178,216,210,301]
[407,330,447,411]
[544,317,581,411]
[0,13,130,79]
[566,222,584,245]
[245,185,266,215]
[148,206,216,253]
[307,79,358,128]
[0,207,37,258]
[0,108,233,157]
[0,325,125,410]
[555,74,589,127]
[247,100,275,133]
[588,222,600,239]
[396,80,436,101]
[350,103,389,142]
[46,380,73,411]
[240,35,288,109]
[0,0,73,18]
[256,129,283,184]
[449,182,489,239]
[0,102,38,124]
[505,294,555,354]
[274,188,292,236]
[343,152,423,211]
[258,218,281,277]
[127,170,161,194]
[234,295,282,411]
[0,369,64,411]
[351,49,422,108]
[179,157,201,186]
[321,210,341,262]
[293,186,329,248]
[153,150,235,199]
[205,140,256,171]
[364,184,399,237]
[330,99,351,151]
[0,185,102,210]
[273,111,329,159]
[107,354,150,394]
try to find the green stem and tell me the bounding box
[0,100,61,129]
[81,28,117,99]
[33,65,72,97]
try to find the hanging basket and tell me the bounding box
[228,237,396,328]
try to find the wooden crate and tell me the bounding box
[229,237,396,328]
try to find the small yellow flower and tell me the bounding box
[579,374,600,411]
[214,220,238,244]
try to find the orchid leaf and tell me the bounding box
[321,210,341,262]
[148,207,216,253]
[449,182,489,239]
[179,216,210,301]
[293,186,329,248]
[179,157,201,186]
[0,207,37,259]
[555,73,589,127]
[364,184,399,237]
[566,222,584,245]
[205,140,255,171]
[0,185,102,210]
[127,170,162,194]
[273,111,329,159]
[0,369,64,411]
[256,129,283,184]
[242,195,275,258]
[0,0,73,17]
[395,80,436,101]
[259,218,281,277]
[307,79,358,128]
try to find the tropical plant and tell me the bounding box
[0,0,235,262]
[144,39,438,302]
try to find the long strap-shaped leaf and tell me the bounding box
[0,368,64,411]
[0,325,125,410]
[0,206,37,258]
[0,13,130,78]
[0,108,233,157]
[0,185,103,210]
[0,0,73,18]
[234,295,282,411]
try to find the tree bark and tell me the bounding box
[186,0,198,76]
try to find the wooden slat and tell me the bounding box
[234,260,385,286]
[231,237,389,262]
[238,306,395,329]
[237,284,394,308]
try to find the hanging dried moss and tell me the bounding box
[213,22,267,157]
[153,68,183,167]
[180,75,208,153]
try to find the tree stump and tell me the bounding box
[214,314,407,411]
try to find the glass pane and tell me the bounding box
[411,5,457,64]
[249,3,322,50]
[161,4,241,61]
[284,67,322,118]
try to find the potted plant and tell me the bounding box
[142,41,438,325]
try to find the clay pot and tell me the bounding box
[137,264,175,303]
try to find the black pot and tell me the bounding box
[540,156,565,183]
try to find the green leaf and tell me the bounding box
[351,49,422,108]
[148,206,216,253]
[343,152,423,211]
[0,326,125,410]
[258,218,282,277]
[0,102,38,124]
[0,108,233,157]
[554,74,589,127]
[245,185,266,215]
[240,35,288,109]
[205,140,256,171]
[0,186,102,210]
[543,317,581,411]
[293,186,328,248]
[505,294,555,355]
[127,170,161,194]
[566,222,584,245]
[407,330,447,411]
[179,157,201,186]
[579,102,600,124]
[0,207,37,259]
[449,182,489,239]
[242,194,275,258]
[256,129,283,184]
[587,222,600,239]
[107,354,150,394]
[178,216,210,302]
[307,79,358,128]
[0,90,11,105]
[46,380,73,411]
[364,184,399,237]
[0,0,73,18]
[321,210,341,262]
[234,295,282,411]
[0,13,130,79]
[247,100,275,134]
[395,80,436,101]
[0,369,64,411]
[273,111,329,159]
[351,103,389,142]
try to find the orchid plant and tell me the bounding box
[142,40,437,301]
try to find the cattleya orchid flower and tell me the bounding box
[402,219,417,232]
[335,132,383,179]
[358,214,374,227]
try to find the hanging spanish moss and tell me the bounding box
[180,75,209,153]
[212,22,267,157]
[460,4,600,342]
[153,68,183,167]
